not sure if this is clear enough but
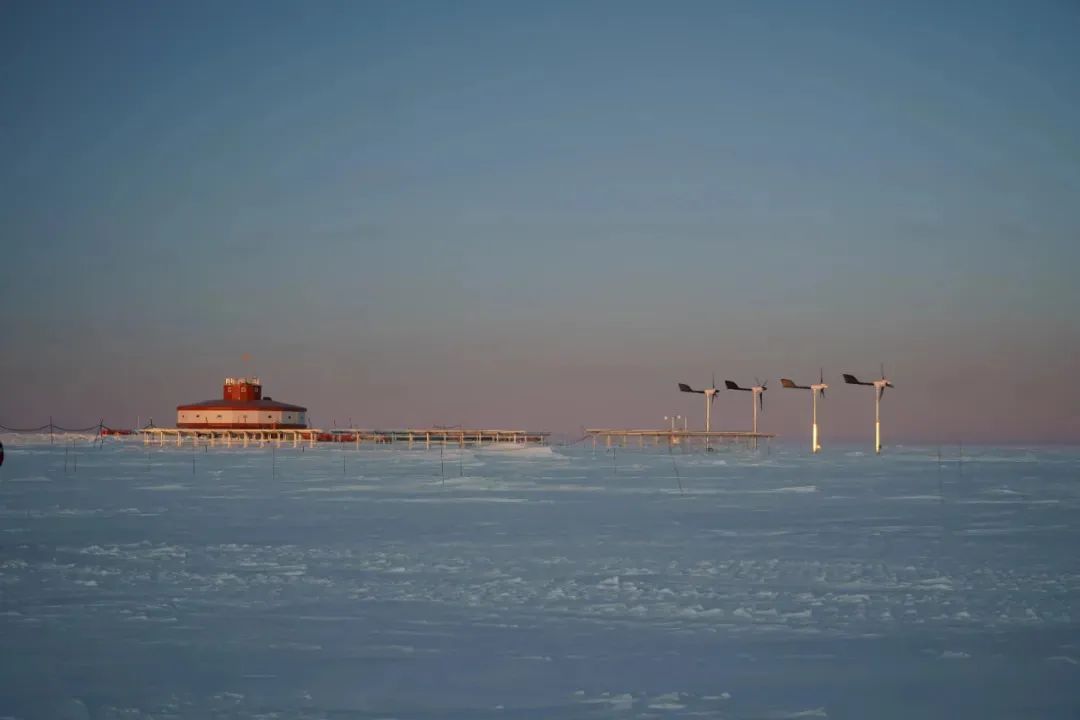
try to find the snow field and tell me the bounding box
[1,438,1078,718]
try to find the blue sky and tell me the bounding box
[1,1,1078,442]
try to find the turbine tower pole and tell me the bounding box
[875,389,881,454]
[812,390,819,454]
[704,395,712,452]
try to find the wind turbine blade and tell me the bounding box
[878,386,885,402]
[820,368,824,384]
[759,392,764,411]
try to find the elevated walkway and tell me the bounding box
[138,427,548,448]
[584,428,774,449]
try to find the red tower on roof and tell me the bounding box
[176,377,308,429]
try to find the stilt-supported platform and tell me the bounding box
[584,428,773,450]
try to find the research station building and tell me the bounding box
[176,377,307,429]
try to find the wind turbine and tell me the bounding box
[678,374,721,450]
[724,378,767,445]
[843,364,894,454]
[780,369,828,453]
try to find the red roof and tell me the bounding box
[176,398,307,412]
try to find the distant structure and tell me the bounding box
[176,377,307,429]
[678,375,722,450]
[781,369,828,453]
[843,365,894,454]
[725,379,767,447]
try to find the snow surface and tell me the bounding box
[1,436,1078,718]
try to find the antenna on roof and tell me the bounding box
[677,373,721,451]
[843,363,894,454]
[780,368,828,453]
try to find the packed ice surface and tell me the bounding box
[1,436,1078,719]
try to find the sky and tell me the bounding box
[1,0,1078,444]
